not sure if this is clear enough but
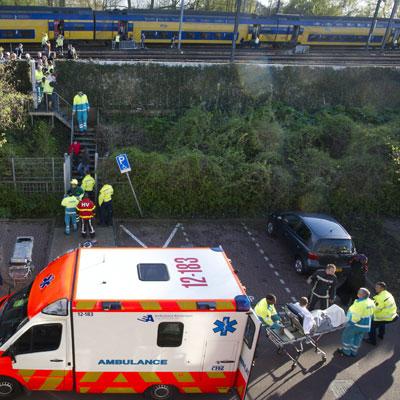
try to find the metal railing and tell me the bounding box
[0,157,65,193]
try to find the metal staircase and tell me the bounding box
[29,92,98,188]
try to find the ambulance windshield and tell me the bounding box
[0,284,32,346]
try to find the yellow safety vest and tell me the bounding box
[56,36,64,47]
[41,34,48,46]
[373,290,397,322]
[348,298,375,328]
[81,175,95,192]
[115,34,120,43]
[98,184,114,205]
[254,298,277,326]
[61,195,79,209]
[42,79,53,94]
[35,70,43,83]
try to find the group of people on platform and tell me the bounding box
[255,259,398,358]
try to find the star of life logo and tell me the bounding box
[213,317,237,336]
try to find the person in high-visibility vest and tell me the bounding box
[55,34,64,55]
[337,287,375,357]
[114,33,120,50]
[81,171,96,202]
[72,91,90,133]
[41,32,48,51]
[254,293,282,330]
[61,192,79,235]
[365,282,398,345]
[42,75,54,110]
[35,65,44,107]
[77,193,96,238]
[98,183,114,226]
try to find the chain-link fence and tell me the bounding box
[0,157,66,193]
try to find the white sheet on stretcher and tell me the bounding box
[312,304,347,328]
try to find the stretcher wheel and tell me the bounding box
[277,348,284,355]
[291,362,297,370]
[322,355,327,362]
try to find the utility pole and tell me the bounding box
[381,0,400,49]
[366,0,383,48]
[127,0,132,9]
[178,0,185,50]
[230,0,241,63]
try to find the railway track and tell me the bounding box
[15,44,400,66]
[74,49,400,66]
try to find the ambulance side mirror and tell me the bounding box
[3,347,16,363]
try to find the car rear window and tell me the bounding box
[315,239,354,255]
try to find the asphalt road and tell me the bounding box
[1,219,398,400]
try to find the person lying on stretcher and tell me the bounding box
[289,297,347,334]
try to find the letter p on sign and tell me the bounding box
[116,154,131,174]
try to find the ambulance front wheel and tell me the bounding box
[145,384,177,400]
[0,377,22,398]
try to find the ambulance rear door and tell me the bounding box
[234,310,261,400]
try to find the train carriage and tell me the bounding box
[0,6,93,44]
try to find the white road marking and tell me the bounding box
[259,249,265,255]
[291,296,297,302]
[274,271,280,277]
[264,256,269,261]
[163,223,181,248]
[120,225,148,248]
[255,242,260,248]
[279,279,285,285]
[268,263,274,269]
[251,236,256,242]
[285,287,291,293]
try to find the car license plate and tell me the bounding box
[336,267,343,272]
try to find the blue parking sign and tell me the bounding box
[116,154,131,174]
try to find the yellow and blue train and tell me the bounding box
[0,5,399,47]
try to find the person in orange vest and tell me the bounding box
[76,192,96,238]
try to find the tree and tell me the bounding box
[0,64,29,148]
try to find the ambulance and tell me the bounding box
[0,247,261,399]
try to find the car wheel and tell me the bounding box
[0,377,21,398]
[267,221,275,237]
[145,385,177,400]
[294,257,307,275]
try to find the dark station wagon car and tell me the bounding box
[267,212,356,274]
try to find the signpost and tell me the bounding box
[116,154,143,217]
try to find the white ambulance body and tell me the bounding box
[0,247,260,399]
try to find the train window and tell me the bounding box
[0,30,35,39]
[184,32,195,40]
[72,23,86,30]
[200,32,209,40]
[215,32,222,40]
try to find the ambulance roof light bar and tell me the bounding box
[235,295,251,311]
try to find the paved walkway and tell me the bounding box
[48,225,115,262]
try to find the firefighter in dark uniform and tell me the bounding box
[337,254,368,307]
[307,264,337,310]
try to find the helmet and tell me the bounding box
[70,179,78,185]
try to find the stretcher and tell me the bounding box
[8,236,35,286]
[265,304,346,369]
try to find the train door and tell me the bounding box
[291,25,301,44]
[53,19,65,38]
[118,20,128,40]
[391,28,400,48]
[252,24,260,40]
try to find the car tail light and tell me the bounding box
[307,252,319,260]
